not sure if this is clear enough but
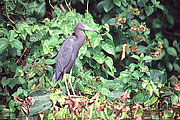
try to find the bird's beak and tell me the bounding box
[84,26,100,34]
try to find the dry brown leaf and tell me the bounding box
[88,93,99,107]
[134,116,143,120]
[64,97,79,113]
[122,105,130,112]
[96,100,108,112]
[120,91,130,103]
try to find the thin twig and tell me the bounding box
[16,48,27,64]
[164,31,180,37]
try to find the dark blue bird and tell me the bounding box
[52,23,99,95]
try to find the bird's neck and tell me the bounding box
[75,30,86,48]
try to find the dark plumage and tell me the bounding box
[52,23,99,83]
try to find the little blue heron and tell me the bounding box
[52,23,99,96]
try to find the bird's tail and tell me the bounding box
[52,71,64,83]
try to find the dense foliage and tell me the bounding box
[0,0,180,119]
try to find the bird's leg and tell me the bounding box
[68,69,76,96]
[64,74,70,96]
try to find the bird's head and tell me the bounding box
[75,23,99,34]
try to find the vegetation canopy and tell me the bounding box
[0,0,180,119]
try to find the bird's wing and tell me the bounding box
[55,36,76,81]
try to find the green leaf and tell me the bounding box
[90,34,102,49]
[167,15,174,25]
[152,18,162,28]
[166,47,177,57]
[113,0,121,7]
[92,52,105,64]
[131,55,140,60]
[156,4,164,11]
[103,0,114,12]
[100,87,110,96]
[46,59,56,65]
[145,5,154,16]
[102,40,115,55]
[1,77,10,87]
[173,62,180,73]
[163,110,173,119]
[107,18,116,25]
[28,71,36,78]
[0,38,9,53]
[132,71,139,80]
[150,69,167,84]
[107,90,124,100]
[122,0,128,7]
[105,56,113,71]
[143,56,153,61]
[163,38,169,48]
[144,96,158,106]
[151,0,157,4]
[30,90,53,115]
[14,39,23,50]
[172,95,178,105]
[166,62,173,72]
[36,2,46,19]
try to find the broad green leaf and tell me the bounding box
[172,95,178,105]
[145,5,154,16]
[46,59,56,65]
[30,90,53,115]
[107,18,116,25]
[152,18,162,28]
[90,34,102,49]
[143,56,153,61]
[106,33,113,40]
[107,90,124,100]
[132,71,139,80]
[144,96,158,106]
[166,47,177,57]
[131,55,140,60]
[0,38,9,53]
[151,0,157,5]
[92,52,105,64]
[156,4,164,11]
[37,2,46,19]
[113,0,121,7]
[105,56,113,71]
[163,38,169,48]
[102,40,115,55]
[103,0,114,12]
[122,0,128,7]
[28,71,36,78]
[167,15,174,25]
[18,77,26,84]
[174,62,180,73]
[1,77,10,87]
[169,75,178,86]
[100,87,110,96]
[14,40,23,50]
[150,69,167,84]
[166,62,173,72]
[163,110,173,119]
